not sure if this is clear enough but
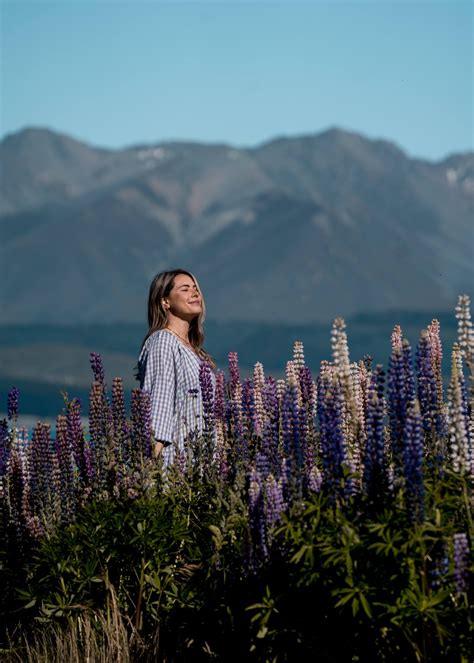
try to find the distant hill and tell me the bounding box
[1,126,473,325]
[0,309,462,418]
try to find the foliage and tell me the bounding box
[1,295,473,661]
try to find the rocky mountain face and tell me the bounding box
[1,126,472,324]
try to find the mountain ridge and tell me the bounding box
[1,125,472,325]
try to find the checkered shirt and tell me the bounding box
[137,329,216,463]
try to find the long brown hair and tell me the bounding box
[139,269,216,369]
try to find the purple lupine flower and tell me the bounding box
[111,377,130,493]
[7,387,19,421]
[387,339,416,481]
[247,465,268,568]
[261,376,281,477]
[387,346,405,468]
[299,365,318,482]
[308,464,323,493]
[26,422,54,529]
[0,418,10,478]
[66,398,86,484]
[288,381,305,498]
[89,352,106,386]
[255,450,271,480]
[228,351,241,395]
[402,339,417,404]
[427,320,447,435]
[416,330,448,445]
[199,360,215,438]
[280,385,294,492]
[214,371,226,422]
[4,448,27,538]
[264,473,285,536]
[112,377,130,469]
[402,401,425,523]
[363,366,387,498]
[55,414,76,523]
[241,378,257,439]
[317,374,350,501]
[453,533,470,594]
[88,380,111,496]
[130,388,153,464]
[139,389,153,459]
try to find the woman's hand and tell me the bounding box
[152,438,165,459]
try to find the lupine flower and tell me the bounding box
[26,422,55,532]
[308,464,323,493]
[214,371,226,422]
[387,339,416,481]
[228,351,241,396]
[276,379,286,407]
[363,366,387,498]
[253,362,266,437]
[213,371,228,477]
[67,398,86,483]
[317,373,350,500]
[261,376,281,477]
[0,418,10,478]
[241,378,256,440]
[280,385,295,491]
[427,319,445,418]
[391,325,403,352]
[199,360,215,436]
[89,381,108,494]
[131,388,153,463]
[331,318,357,423]
[447,344,472,476]
[4,447,27,538]
[455,294,474,369]
[402,400,425,523]
[89,352,106,386]
[112,377,129,483]
[453,532,470,594]
[55,414,76,523]
[286,360,302,407]
[7,387,19,421]
[416,330,447,445]
[247,466,268,566]
[264,473,285,541]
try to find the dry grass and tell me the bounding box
[3,584,150,663]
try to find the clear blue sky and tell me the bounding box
[1,0,472,160]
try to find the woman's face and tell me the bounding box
[163,274,203,319]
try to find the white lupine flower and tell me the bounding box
[447,344,472,475]
[253,362,266,436]
[293,340,305,372]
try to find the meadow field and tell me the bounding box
[0,295,472,662]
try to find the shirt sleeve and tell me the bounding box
[141,332,177,446]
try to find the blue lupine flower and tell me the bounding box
[363,366,387,498]
[318,374,349,501]
[416,331,448,444]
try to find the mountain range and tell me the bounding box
[1,126,472,325]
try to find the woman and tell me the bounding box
[136,269,217,465]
